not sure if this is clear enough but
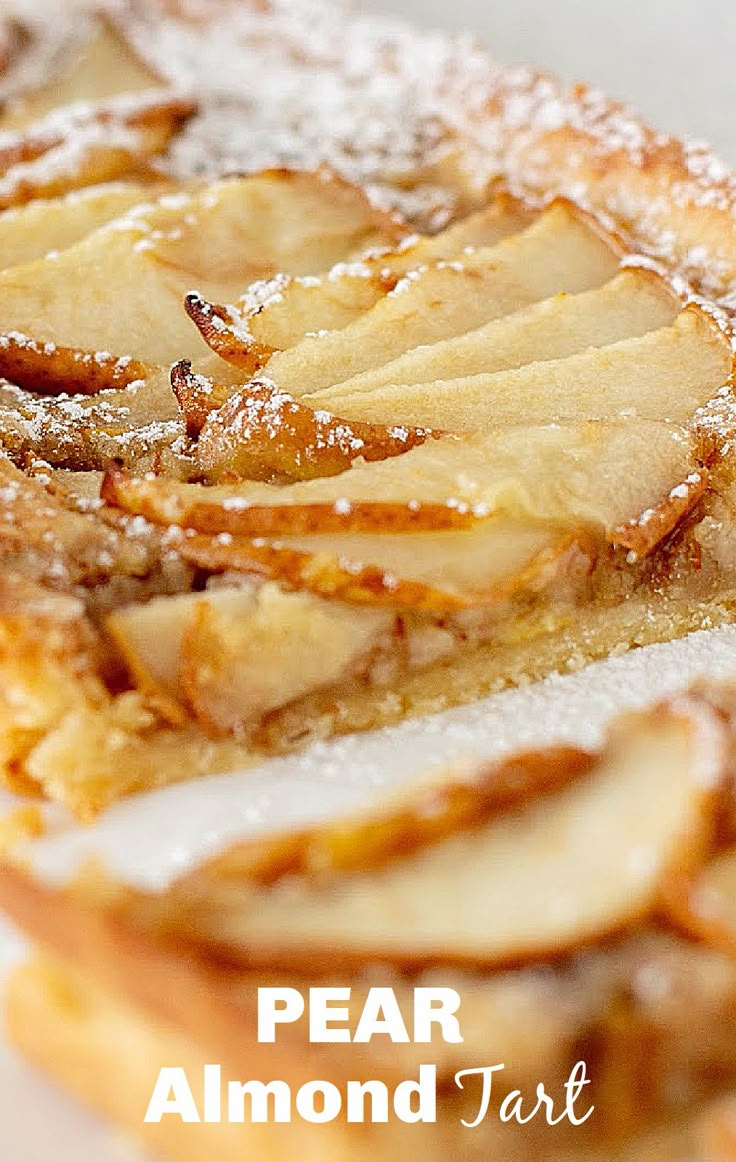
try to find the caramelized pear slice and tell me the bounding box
[179,522,578,612]
[0,181,163,270]
[169,361,232,437]
[186,195,531,370]
[309,268,680,403]
[164,702,724,969]
[261,201,621,395]
[103,420,699,549]
[0,92,195,212]
[102,469,481,537]
[0,171,402,365]
[201,748,597,883]
[313,306,730,430]
[0,331,151,395]
[610,471,707,561]
[108,585,393,735]
[178,364,434,482]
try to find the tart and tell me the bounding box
[4,683,736,1161]
[3,3,736,1160]
[0,3,735,815]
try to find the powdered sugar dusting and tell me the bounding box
[5,1,736,303]
[26,621,736,889]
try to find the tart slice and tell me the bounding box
[1,689,735,1162]
[0,2,735,817]
[0,177,734,810]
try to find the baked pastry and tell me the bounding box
[1,2,736,816]
[5,680,736,1162]
[4,4,736,1159]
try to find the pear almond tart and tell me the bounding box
[6,4,736,1162]
[5,684,736,1162]
[0,6,735,815]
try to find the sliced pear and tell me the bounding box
[312,305,730,430]
[179,523,580,611]
[185,271,392,374]
[0,20,163,132]
[108,585,393,735]
[0,93,195,212]
[309,268,680,404]
[0,181,163,270]
[368,193,533,276]
[0,171,403,364]
[261,201,621,395]
[106,592,195,719]
[186,366,434,482]
[146,169,405,304]
[103,420,700,549]
[187,195,532,369]
[170,360,232,437]
[610,470,707,561]
[183,292,279,375]
[203,747,596,883]
[0,331,151,395]
[103,471,481,537]
[166,702,724,968]
[180,585,393,736]
[664,843,736,958]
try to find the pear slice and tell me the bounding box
[367,193,533,275]
[185,195,532,370]
[260,201,621,395]
[103,420,699,548]
[0,171,403,364]
[180,586,393,736]
[184,272,393,375]
[200,747,597,883]
[179,522,578,611]
[311,305,731,430]
[103,472,480,537]
[147,169,405,304]
[0,92,195,213]
[165,701,724,969]
[170,360,232,437]
[182,365,434,482]
[0,181,164,270]
[0,331,151,395]
[664,843,736,958]
[309,268,680,404]
[108,585,393,735]
[0,20,163,132]
[610,471,707,561]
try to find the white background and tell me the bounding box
[369,0,736,165]
[3,1,736,1159]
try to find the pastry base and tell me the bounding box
[262,585,736,751]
